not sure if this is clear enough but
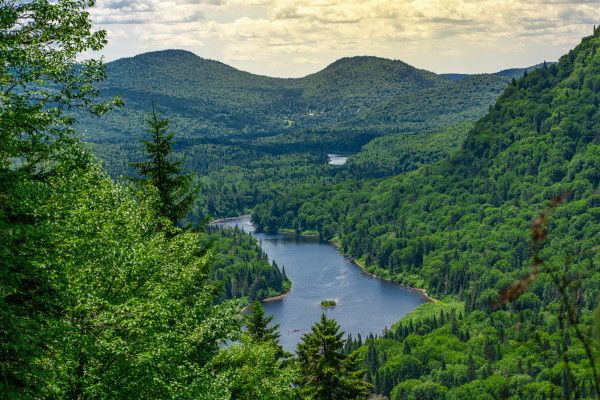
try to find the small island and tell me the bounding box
[320,299,337,308]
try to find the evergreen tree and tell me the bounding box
[132,108,198,224]
[466,354,477,382]
[296,314,371,400]
[366,342,379,380]
[246,301,280,344]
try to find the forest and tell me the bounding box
[76,36,536,220]
[2,1,600,399]
[253,29,600,399]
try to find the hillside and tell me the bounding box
[78,51,547,219]
[82,51,451,143]
[253,29,600,398]
[84,50,536,141]
[79,51,528,178]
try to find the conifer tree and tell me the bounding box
[132,108,198,224]
[366,342,379,380]
[246,301,281,344]
[296,314,371,400]
[466,354,477,381]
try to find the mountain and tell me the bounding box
[84,51,462,141]
[252,28,600,399]
[441,62,555,81]
[79,50,545,182]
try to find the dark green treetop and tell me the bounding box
[246,300,281,344]
[132,108,199,224]
[296,314,371,400]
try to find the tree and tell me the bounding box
[247,301,281,344]
[132,108,198,224]
[0,0,118,394]
[296,314,371,400]
[246,301,289,361]
[211,339,297,400]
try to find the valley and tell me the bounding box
[213,215,426,351]
[4,2,600,398]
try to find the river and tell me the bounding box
[214,215,426,351]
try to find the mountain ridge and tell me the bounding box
[109,49,551,82]
[80,48,553,185]
[86,48,546,147]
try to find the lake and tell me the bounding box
[214,215,426,351]
[327,154,348,165]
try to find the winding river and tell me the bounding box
[215,216,426,351]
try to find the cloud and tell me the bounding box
[94,0,600,76]
[93,0,210,24]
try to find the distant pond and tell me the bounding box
[327,154,349,165]
[213,216,426,351]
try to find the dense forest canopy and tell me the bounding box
[0,2,289,398]
[253,28,600,399]
[79,48,546,220]
[3,0,600,399]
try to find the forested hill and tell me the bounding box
[253,29,600,398]
[256,31,600,300]
[80,50,538,157]
[81,50,549,211]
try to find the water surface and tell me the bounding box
[327,154,348,165]
[215,216,426,351]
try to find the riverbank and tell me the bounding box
[241,289,291,313]
[271,225,435,303]
[262,289,291,302]
[331,240,437,303]
[214,214,426,351]
[279,228,319,238]
[210,214,252,225]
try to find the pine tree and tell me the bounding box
[246,301,281,343]
[132,108,198,224]
[466,354,477,381]
[296,314,371,400]
[282,265,289,282]
[366,341,379,380]
[402,340,411,355]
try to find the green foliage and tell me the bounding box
[246,301,281,344]
[1,0,115,394]
[39,164,242,398]
[211,339,298,400]
[296,314,371,400]
[205,226,288,301]
[320,300,337,307]
[132,108,199,224]
[256,29,600,399]
[0,2,294,398]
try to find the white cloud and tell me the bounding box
[93,0,600,76]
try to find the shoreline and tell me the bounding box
[214,214,435,305]
[241,289,291,312]
[209,214,252,225]
[331,241,436,303]
[262,289,291,303]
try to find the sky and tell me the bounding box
[91,0,600,78]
